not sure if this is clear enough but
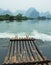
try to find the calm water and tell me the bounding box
[0,20,51,65]
[0,20,51,34]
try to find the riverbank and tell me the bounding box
[0,14,33,21]
[0,14,51,21]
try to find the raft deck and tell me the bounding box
[3,38,51,65]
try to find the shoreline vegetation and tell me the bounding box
[0,14,51,21]
[0,14,33,21]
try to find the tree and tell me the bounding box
[4,14,10,20]
[9,16,14,20]
[16,13,23,20]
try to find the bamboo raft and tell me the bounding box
[2,37,51,65]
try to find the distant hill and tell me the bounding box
[2,10,13,15]
[0,8,4,15]
[25,7,39,18]
[14,10,25,16]
[0,8,51,18]
[40,12,51,18]
[0,9,12,15]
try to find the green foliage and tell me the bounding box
[4,14,10,20]
[16,14,23,20]
[0,13,29,21]
[0,13,51,21]
[9,16,14,20]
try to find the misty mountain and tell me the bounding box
[2,10,13,15]
[25,7,39,18]
[0,8,51,18]
[40,12,51,18]
[0,9,12,15]
[14,10,25,16]
[0,8,4,15]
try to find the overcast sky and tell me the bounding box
[0,0,51,13]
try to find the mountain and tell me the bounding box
[25,7,39,18]
[14,10,25,16]
[0,9,12,15]
[0,8,51,18]
[2,10,13,15]
[40,12,51,18]
[0,8,4,15]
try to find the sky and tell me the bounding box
[0,0,51,13]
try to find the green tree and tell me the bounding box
[5,14,10,20]
[9,16,14,20]
[16,13,23,20]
